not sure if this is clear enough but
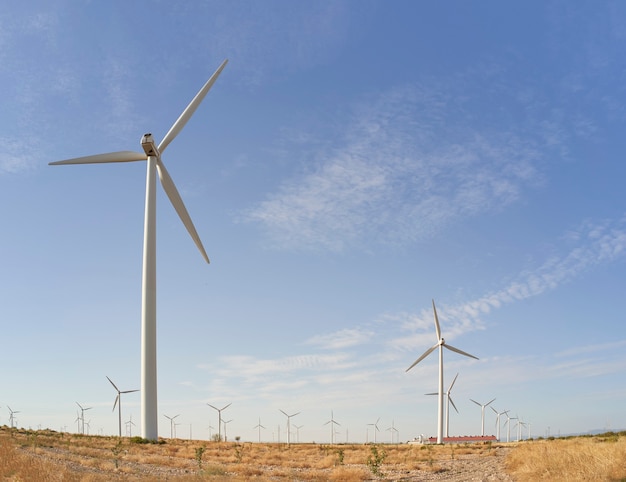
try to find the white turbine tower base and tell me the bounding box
[406,299,478,443]
[51,59,228,440]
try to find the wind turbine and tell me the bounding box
[50,59,228,441]
[427,372,459,438]
[504,413,516,443]
[470,397,495,436]
[324,411,340,445]
[387,420,399,444]
[126,414,136,437]
[8,406,20,428]
[367,418,380,443]
[253,417,266,443]
[491,407,509,442]
[406,299,478,443]
[207,402,231,442]
[293,424,303,443]
[222,419,232,442]
[279,409,300,446]
[76,402,92,435]
[164,414,179,439]
[107,376,139,437]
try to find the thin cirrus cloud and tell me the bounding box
[243,83,543,252]
[389,215,626,351]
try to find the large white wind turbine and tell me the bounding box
[107,376,139,437]
[50,60,228,440]
[470,397,495,436]
[406,299,478,443]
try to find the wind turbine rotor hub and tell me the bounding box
[141,133,160,158]
[439,337,445,345]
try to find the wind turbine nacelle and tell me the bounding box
[141,133,160,157]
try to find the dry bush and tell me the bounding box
[506,436,626,481]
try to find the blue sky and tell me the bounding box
[1,1,626,442]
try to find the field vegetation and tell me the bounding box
[1,426,625,480]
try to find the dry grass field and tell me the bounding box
[1,426,624,481]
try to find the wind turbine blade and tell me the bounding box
[448,372,459,391]
[49,151,147,165]
[156,160,210,264]
[486,398,496,407]
[449,396,459,414]
[491,406,498,414]
[470,399,481,406]
[425,392,438,396]
[432,299,442,340]
[158,59,229,153]
[221,403,232,411]
[112,394,119,412]
[406,343,438,372]
[444,343,479,360]
[106,376,120,392]
[121,389,139,394]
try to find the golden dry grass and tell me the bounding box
[506,434,626,481]
[1,426,625,481]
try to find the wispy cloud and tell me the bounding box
[243,80,545,252]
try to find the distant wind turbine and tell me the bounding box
[223,419,233,442]
[324,411,340,445]
[491,407,509,442]
[107,376,139,437]
[406,300,478,443]
[253,417,266,443]
[207,402,231,442]
[50,59,228,440]
[387,420,399,444]
[164,414,180,439]
[126,414,136,437]
[293,424,303,443]
[367,418,380,443]
[470,397,495,436]
[504,413,517,443]
[427,372,460,438]
[76,402,92,435]
[8,406,20,428]
[279,409,300,446]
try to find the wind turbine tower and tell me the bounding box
[406,299,478,443]
[470,397,495,436]
[50,60,228,440]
